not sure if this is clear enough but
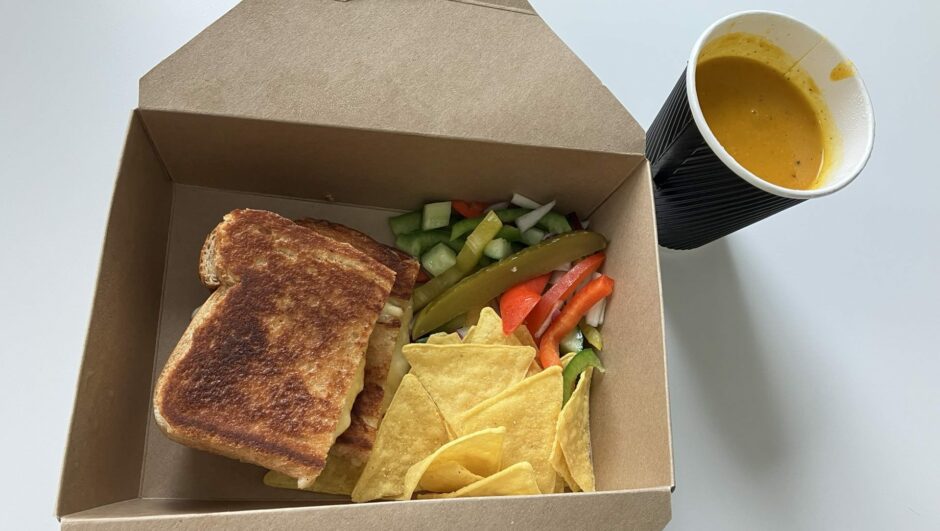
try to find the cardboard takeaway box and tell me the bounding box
[57,0,673,529]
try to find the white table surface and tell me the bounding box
[1,1,937,529]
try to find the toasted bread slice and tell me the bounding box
[153,209,395,486]
[296,218,419,467]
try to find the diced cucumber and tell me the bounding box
[421,243,457,277]
[450,208,532,240]
[389,210,422,236]
[522,227,546,246]
[422,201,452,231]
[496,226,523,242]
[395,230,451,257]
[560,328,584,355]
[483,238,512,260]
[536,211,573,234]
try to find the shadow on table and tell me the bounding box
[660,239,789,475]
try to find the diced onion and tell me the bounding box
[534,303,562,338]
[582,218,591,229]
[456,326,470,339]
[511,193,541,209]
[585,297,607,327]
[549,271,566,284]
[516,200,557,233]
[554,261,571,272]
[485,201,510,212]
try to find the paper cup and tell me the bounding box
[646,11,875,250]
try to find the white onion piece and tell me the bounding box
[516,200,556,233]
[581,218,591,229]
[554,261,571,272]
[549,271,566,284]
[484,201,510,212]
[191,306,202,320]
[598,297,607,325]
[456,326,470,339]
[533,303,562,338]
[510,192,541,209]
[585,297,607,327]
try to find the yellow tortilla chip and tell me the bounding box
[456,366,562,494]
[513,324,538,349]
[549,438,577,492]
[418,462,541,499]
[402,343,533,428]
[419,461,484,493]
[553,473,566,493]
[556,368,596,492]
[427,332,461,345]
[351,374,449,502]
[463,307,521,346]
[263,447,365,495]
[401,427,505,499]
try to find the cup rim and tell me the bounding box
[685,10,875,200]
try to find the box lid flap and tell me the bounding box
[139,0,644,154]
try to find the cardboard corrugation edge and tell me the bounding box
[138,0,646,156]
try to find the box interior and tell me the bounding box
[59,109,670,522]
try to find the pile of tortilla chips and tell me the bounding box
[265,307,598,501]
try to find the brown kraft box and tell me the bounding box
[57,1,673,529]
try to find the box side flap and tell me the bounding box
[140,0,644,155]
[138,110,640,215]
[450,0,535,14]
[61,489,671,530]
[57,113,174,516]
[589,162,675,490]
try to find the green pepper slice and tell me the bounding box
[411,230,607,337]
[562,348,605,404]
[412,211,502,311]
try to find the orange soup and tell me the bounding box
[695,33,838,191]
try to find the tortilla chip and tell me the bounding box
[463,307,521,346]
[456,366,562,494]
[427,332,461,345]
[402,343,533,428]
[419,461,484,493]
[549,438,578,492]
[553,473,566,493]
[418,462,541,499]
[513,324,538,349]
[351,374,449,502]
[556,367,596,492]
[401,427,505,499]
[383,301,414,413]
[263,446,365,495]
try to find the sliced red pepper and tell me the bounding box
[499,273,551,334]
[538,274,614,368]
[527,252,605,337]
[415,268,431,284]
[452,200,488,219]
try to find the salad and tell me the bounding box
[389,193,615,371]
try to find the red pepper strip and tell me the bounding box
[527,252,605,337]
[415,268,431,284]
[499,273,551,334]
[538,275,614,368]
[452,200,488,219]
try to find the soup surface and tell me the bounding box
[696,55,825,190]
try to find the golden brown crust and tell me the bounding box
[296,218,419,300]
[153,209,395,484]
[296,218,419,465]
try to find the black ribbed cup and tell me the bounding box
[647,70,802,250]
[646,11,875,250]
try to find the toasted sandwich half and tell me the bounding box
[296,218,419,467]
[153,209,395,487]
